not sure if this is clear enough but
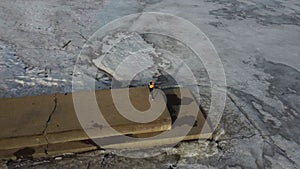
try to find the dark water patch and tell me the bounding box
[142,0,162,5]
[207,0,300,26]
[209,21,226,28]
[254,57,300,113]
[255,57,300,143]
[13,147,35,160]
[230,86,300,144]
[258,13,300,26]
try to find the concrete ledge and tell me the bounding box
[100,104,211,149]
[0,142,99,160]
[0,87,211,159]
[45,87,171,136]
[0,95,56,139]
[0,135,47,150]
[0,87,171,151]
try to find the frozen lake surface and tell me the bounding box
[1,0,299,168]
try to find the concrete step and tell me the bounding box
[0,87,211,160]
[0,112,211,160]
[0,87,171,150]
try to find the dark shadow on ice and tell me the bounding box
[163,89,195,125]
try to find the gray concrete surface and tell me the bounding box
[0,0,299,168]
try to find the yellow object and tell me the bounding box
[149,81,155,89]
[149,84,155,89]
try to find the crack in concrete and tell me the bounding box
[42,94,57,135]
[42,94,57,154]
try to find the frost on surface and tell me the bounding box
[78,31,209,89]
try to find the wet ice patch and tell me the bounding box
[252,101,281,128]
[0,40,71,98]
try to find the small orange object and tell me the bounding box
[149,80,155,89]
[148,80,155,100]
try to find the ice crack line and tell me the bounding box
[228,92,296,165]
[227,92,265,139]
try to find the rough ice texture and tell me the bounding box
[1,0,300,168]
[92,32,157,82]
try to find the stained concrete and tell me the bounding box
[0,95,56,138]
[0,87,173,159]
[0,87,209,160]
